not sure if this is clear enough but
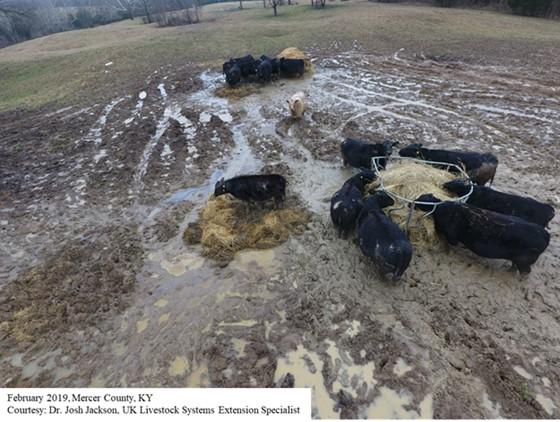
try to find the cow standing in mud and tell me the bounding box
[224,63,241,86]
[279,58,305,77]
[257,57,273,83]
[258,55,279,81]
[330,170,377,236]
[415,194,550,273]
[399,143,498,186]
[214,174,286,207]
[444,179,555,227]
[357,192,413,280]
[341,138,398,169]
[223,55,260,86]
[288,92,306,118]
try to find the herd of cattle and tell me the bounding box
[215,52,553,280]
[213,137,554,281]
[331,138,553,279]
[222,54,305,86]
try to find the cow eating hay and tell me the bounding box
[277,47,314,73]
[184,195,310,262]
[366,161,457,249]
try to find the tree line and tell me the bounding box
[1,0,559,49]
[432,0,560,17]
[0,0,204,47]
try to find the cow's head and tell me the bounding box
[214,178,227,197]
[414,193,441,212]
[443,179,470,196]
[225,64,241,86]
[398,143,423,158]
[357,169,377,184]
[363,191,393,210]
[374,191,395,209]
[382,140,399,156]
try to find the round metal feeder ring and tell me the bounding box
[370,155,474,232]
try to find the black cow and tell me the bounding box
[399,144,498,186]
[357,192,413,280]
[279,58,305,77]
[261,55,280,75]
[330,170,377,236]
[214,174,286,205]
[415,193,550,273]
[222,59,234,75]
[257,58,272,83]
[224,63,241,87]
[223,55,259,79]
[444,179,555,227]
[341,138,398,170]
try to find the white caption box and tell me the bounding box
[1,388,312,421]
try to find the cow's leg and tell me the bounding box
[507,262,518,273]
[513,257,532,275]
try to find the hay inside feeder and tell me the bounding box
[277,47,314,73]
[191,195,310,262]
[366,161,458,249]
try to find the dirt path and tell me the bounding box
[1,49,559,418]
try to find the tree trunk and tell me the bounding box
[263,0,267,7]
[273,2,278,15]
[141,0,152,23]
[239,0,243,9]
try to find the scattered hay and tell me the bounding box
[367,161,458,249]
[215,84,260,100]
[194,195,310,262]
[183,222,202,245]
[277,47,314,73]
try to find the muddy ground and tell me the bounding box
[1,48,559,418]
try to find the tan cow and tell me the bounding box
[287,91,306,118]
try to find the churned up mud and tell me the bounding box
[1,49,559,418]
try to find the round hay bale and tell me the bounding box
[277,47,314,73]
[366,161,458,250]
[194,195,310,262]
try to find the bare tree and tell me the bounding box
[138,0,151,22]
[104,0,136,19]
[0,0,32,16]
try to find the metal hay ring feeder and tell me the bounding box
[371,156,474,233]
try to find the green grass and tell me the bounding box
[1,1,560,111]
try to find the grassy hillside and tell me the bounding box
[1,1,560,110]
